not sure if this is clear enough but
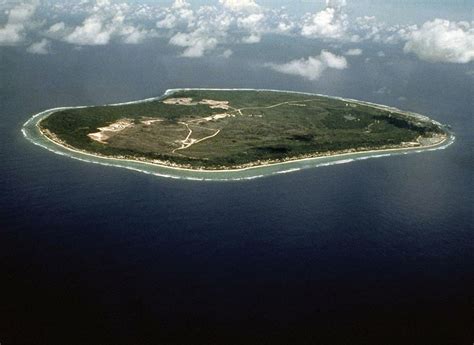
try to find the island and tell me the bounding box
[22,88,454,180]
[34,88,449,172]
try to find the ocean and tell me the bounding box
[1,37,472,344]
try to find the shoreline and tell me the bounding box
[38,127,449,173]
[22,88,455,179]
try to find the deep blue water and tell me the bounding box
[1,39,473,344]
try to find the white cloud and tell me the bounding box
[28,0,473,66]
[166,5,232,57]
[0,1,38,45]
[62,1,149,45]
[326,0,347,10]
[345,48,362,56]
[156,14,178,29]
[155,0,291,56]
[237,12,264,43]
[352,16,417,45]
[322,50,348,69]
[45,22,70,41]
[301,0,348,40]
[266,50,348,81]
[242,33,261,43]
[172,0,190,9]
[26,38,51,54]
[403,19,474,63]
[219,0,260,12]
[120,25,148,44]
[156,0,194,29]
[277,20,294,34]
[48,22,66,33]
[237,13,264,30]
[65,15,113,45]
[170,30,218,57]
[221,49,233,58]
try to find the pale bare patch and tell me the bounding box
[198,99,230,110]
[417,133,447,146]
[162,98,196,105]
[88,119,134,144]
[163,97,231,110]
[141,118,163,125]
[190,113,235,124]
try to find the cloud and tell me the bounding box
[326,0,347,10]
[221,49,233,58]
[237,13,264,30]
[61,1,149,45]
[219,0,260,12]
[172,0,190,8]
[65,15,113,45]
[301,0,348,40]
[11,0,471,67]
[277,20,294,34]
[352,15,418,45]
[237,13,264,43]
[266,50,348,81]
[0,0,38,45]
[170,30,219,57]
[241,33,261,43]
[48,22,66,34]
[321,50,348,69]
[166,2,267,57]
[345,48,362,56]
[26,38,50,54]
[156,0,194,29]
[159,2,231,57]
[156,14,178,29]
[403,19,474,63]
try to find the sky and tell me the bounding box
[0,0,472,81]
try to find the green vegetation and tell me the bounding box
[40,89,444,169]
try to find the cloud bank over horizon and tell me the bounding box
[1,0,473,71]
